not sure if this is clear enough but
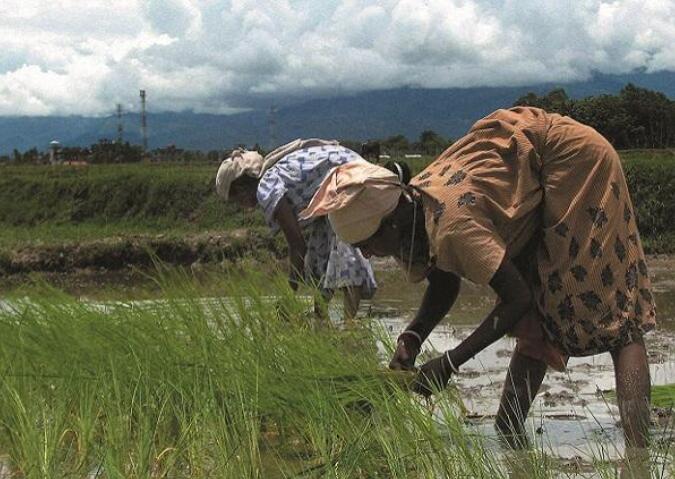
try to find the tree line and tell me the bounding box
[4,140,143,165]
[341,129,451,158]
[350,84,674,155]
[2,84,672,164]
[513,84,675,149]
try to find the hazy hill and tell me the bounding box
[0,70,673,154]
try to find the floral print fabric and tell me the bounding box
[257,145,377,296]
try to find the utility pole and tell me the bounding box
[140,90,148,153]
[116,103,123,143]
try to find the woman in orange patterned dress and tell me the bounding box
[301,107,656,457]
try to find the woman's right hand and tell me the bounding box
[273,196,307,292]
[389,331,422,371]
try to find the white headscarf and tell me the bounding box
[215,149,264,200]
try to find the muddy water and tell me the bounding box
[365,255,675,472]
[369,255,675,329]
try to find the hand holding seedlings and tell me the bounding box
[412,351,458,397]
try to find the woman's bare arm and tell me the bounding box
[273,196,306,291]
[389,269,460,370]
[414,258,533,395]
[405,268,461,340]
[447,258,533,368]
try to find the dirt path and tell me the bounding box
[0,229,283,275]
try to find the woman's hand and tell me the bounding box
[389,331,422,371]
[412,352,456,397]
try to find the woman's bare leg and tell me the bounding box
[495,351,547,448]
[342,287,362,323]
[313,290,333,322]
[611,339,651,477]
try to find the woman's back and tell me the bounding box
[257,145,362,232]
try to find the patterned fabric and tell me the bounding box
[409,107,656,362]
[257,145,377,296]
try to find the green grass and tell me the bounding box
[0,269,672,477]
[652,384,675,408]
[0,150,673,252]
[0,271,486,478]
[0,161,264,247]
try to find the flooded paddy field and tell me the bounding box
[368,255,675,468]
[0,255,673,477]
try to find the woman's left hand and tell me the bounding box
[412,352,455,397]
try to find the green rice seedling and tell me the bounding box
[7,267,666,477]
[0,375,82,478]
[0,279,465,477]
[651,384,675,408]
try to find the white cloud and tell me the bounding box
[0,0,673,115]
[143,0,202,38]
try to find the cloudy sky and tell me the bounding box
[0,0,673,116]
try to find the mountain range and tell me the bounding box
[1,70,673,155]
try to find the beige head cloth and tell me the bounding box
[215,149,264,200]
[300,160,402,244]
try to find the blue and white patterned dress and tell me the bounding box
[256,145,377,297]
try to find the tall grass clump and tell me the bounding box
[0,270,514,478]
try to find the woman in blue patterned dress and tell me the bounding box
[215,139,377,320]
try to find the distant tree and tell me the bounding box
[381,134,410,155]
[22,147,39,164]
[545,88,572,115]
[360,140,381,161]
[619,84,675,148]
[515,85,675,149]
[514,92,541,107]
[89,140,142,163]
[514,88,572,115]
[61,146,88,162]
[415,130,449,155]
[570,95,634,147]
[338,139,362,153]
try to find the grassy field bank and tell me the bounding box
[0,150,673,273]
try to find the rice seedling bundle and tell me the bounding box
[0,273,499,478]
